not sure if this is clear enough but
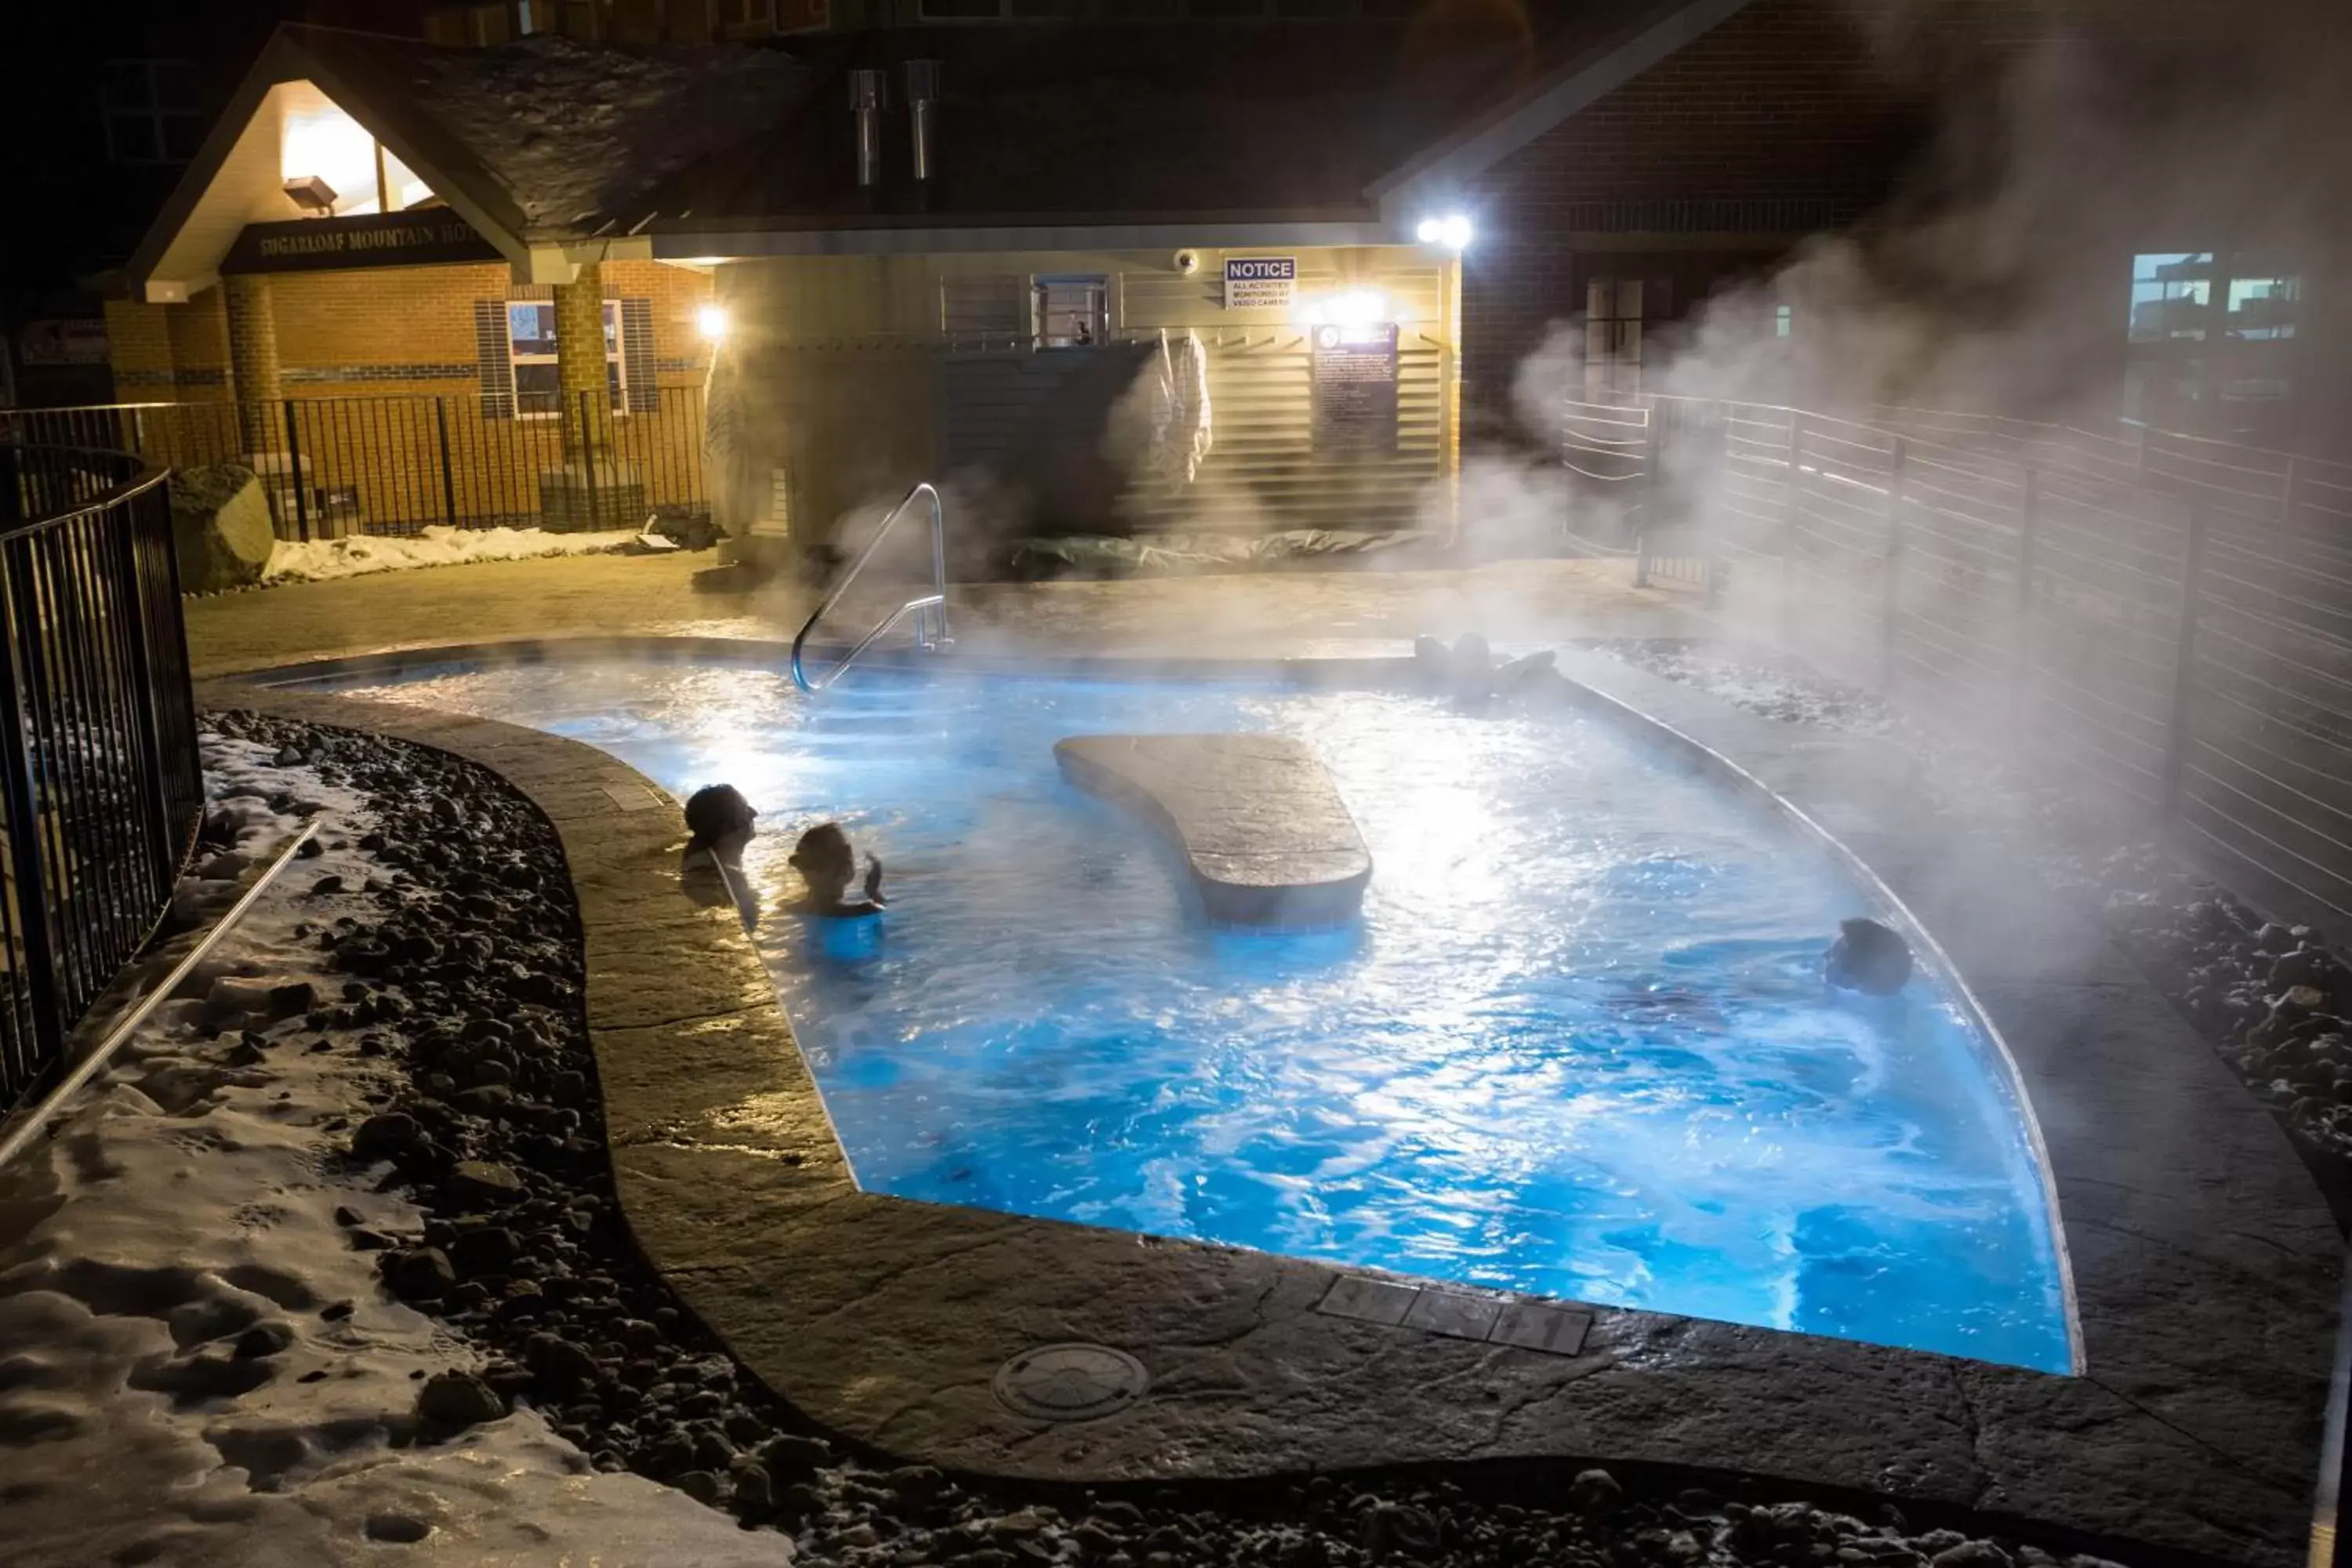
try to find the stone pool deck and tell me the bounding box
[201,632,2341,1568]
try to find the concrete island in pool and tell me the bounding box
[206,637,2342,1566]
[1052,733,1374,927]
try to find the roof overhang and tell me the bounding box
[653,218,1403,260]
[126,29,534,303]
[1371,0,1755,223]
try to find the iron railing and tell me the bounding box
[790,481,952,692]
[0,442,202,1109]
[0,387,711,543]
[1568,393,2352,933]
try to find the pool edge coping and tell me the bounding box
[198,641,2339,1567]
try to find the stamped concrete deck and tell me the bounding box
[205,630,2341,1567]
[183,552,1698,678]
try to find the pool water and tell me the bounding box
[318,659,2072,1372]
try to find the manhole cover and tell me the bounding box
[992,1343,1149,1421]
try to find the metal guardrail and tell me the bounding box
[789,481,952,693]
[0,442,203,1109]
[1569,394,2352,935]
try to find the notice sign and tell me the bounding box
[1311,322,1399,455]
[1223,256,1296,310]
[223,211,502,274]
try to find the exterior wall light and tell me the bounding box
[283,175,338,214]
[1415,214,1474,252]
[695,303,731,343]
[1294,289,1396,332]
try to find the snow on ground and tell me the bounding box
[0,737,787,1568]
[263,526,644,586]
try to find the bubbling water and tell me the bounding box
[321,659,2071,1371]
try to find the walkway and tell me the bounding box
[184,553,1701,677]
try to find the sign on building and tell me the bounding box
[18,319,109,367]
[223,212,502,274]
[1310,322,1399,454]
[1223,256,1296,310]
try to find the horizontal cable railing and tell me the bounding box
[0,387,712,544]
[0,441,203,1109]
[1563,391,2352,927]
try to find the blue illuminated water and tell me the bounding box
[317,659,2071,1371]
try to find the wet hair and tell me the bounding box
[790,822,857,887]
[683,783,757,852]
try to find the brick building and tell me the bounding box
[104,0,2346,551]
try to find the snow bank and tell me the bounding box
[0,738,788,1567]
[263,526,641,586]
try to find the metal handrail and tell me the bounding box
[789,481,951,691]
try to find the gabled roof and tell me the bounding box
[128,2,1755,288]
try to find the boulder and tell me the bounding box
[168,464,275,593]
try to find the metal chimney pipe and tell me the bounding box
[906,60,942,183]
[849,69,886,189]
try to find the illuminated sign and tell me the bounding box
[1311,322,1399,454]
[1223,256,1296,310]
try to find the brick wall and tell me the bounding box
[1458,0,2285,443]
[1461,0,1929,438]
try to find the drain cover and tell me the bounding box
[992,1343,1149,1421]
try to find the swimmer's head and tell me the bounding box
[790,822,858,901]
[684,784,757,854]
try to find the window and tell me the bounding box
[103,60,202,165]
[506,300,626,413]
[2129,253,2214,343]
[1033,275,1108,348]
[1774,304,1794,339]
[2224,270,2298,341]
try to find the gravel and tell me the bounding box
[189,708,2169,1568]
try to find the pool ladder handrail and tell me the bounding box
[789,481,952,692]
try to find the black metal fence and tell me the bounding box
[0,387,710,543]
[1579,394,2352,933]
[0,442,202,1109]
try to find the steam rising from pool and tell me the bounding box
[324,659,2071,1371]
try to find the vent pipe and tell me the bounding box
[850,69,886,189]
[906,60,942,184]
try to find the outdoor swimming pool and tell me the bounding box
[315,657,2072,1372]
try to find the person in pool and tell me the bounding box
[790,822,887,916]
[683,782,758,864]
[1825,916,1912,996]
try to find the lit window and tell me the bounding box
[507,300,627,414]
[103,60,203,165]
[1774,304,1793,338]
[2128,253,2213,343]
[2225,271,2298,341]
[1033,275,1107,349]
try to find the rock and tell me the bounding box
[1567,1468,1626,1515]
[310,874,347,897]
[448,1160,525,1205]
[1929,1544,2014,1568]
[729,1461,775,1513]
[346,1114,421,1166]
[449,1226,519,1278]
[415,1370,507,1428]
[1357,1501,1439,1558]
[887,1464,946,1501]
[385,1247,456,1301]
[167,464,275,593]
[759,1432,834,1482]
[675,1468,722,1506]
[232,1321,296,1359]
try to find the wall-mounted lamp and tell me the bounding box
[1415,214,1475,252]
[283,175,338,214]
[695,303,731,343]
